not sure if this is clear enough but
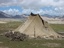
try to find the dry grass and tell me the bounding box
[42,43,61,47]
[0,22,64,48]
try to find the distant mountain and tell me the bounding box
[12,15,27,19]
[0,11,8,18]
[42,14,61,18]
[42,14,52,18]
[12,15,22,18]
[0,11,27,19]
[0,11,12,18]
[1,11,63,19]
[62,16,64,18]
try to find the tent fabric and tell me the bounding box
[14,13,61,39]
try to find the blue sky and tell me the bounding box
[0,6,22,12]
[0,6,23,15]
[0,0,64,16]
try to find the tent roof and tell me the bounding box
[14,13,61,39]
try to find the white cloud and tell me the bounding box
[0,0,64,15]
[19,0,64,9]
[21,7,64,16]
[3,8,21,15]
[20,0,64,15]
[0,0,64,8]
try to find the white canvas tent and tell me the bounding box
[14,13,61,39]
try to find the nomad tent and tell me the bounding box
[14,13,61,39]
